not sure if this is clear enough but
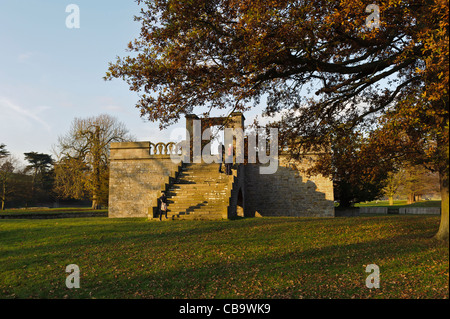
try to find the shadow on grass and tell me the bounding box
[1,216,446,298]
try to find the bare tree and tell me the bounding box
[54,114,134,209]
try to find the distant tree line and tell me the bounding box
[298,130,441,209]
[0,145,54,209]
[0,114,133,210]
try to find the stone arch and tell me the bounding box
[185,112,245,163]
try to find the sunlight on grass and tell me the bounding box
[0,216,448,299]
[355,200,441,208]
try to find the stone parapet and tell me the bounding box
[108,142,182,218]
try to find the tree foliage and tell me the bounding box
[106,0,448,239]
[106,0,446,127]
[0,148,18,210]
[0,144,9,159]
[23,152,54,204]
[54,114,133,209]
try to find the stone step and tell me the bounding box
[174,178,231,185]
[168,205,228,211]
[171,209,226,215]
[177,173,233,178]
[154,162,235,220]
[181,168,235,174]
[170,184,230,189]
[167,190,229,197]
[168,202,228,209]
[167,198,229,209]
[172,214,225,221]
[168,202,228,208]
[176,176,231,182]
[180,169,225,174]
[181,165,233,169]
[168,203,228,211]
[171,187,228,191]
[180,166,225,171]
[169,209,226,215]
[157,213,225,221]
[170,190,230,196]
[168,191,229,198]
[169,196,228,201]
[179,170,230,175]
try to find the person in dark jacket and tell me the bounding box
[218,142,225,173]
[159,192,168,220]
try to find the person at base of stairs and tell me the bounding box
[159,192,168,220]
[218,142,225,173]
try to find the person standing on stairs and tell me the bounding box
[226,143,233,175]
[218,142,225,173]
[159,191,168,220]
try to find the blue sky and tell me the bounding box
[0,1,274,165]
[0,1,245,163]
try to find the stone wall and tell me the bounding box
[108,142,181,218]
[109,143,335,219]
[359,207,388,214]
[244,153,334,217]
[399,207,441,215]
[227,164,246,218]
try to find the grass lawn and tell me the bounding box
[0,207,108,216]
[355,200,441,208]
[0,215,448,299]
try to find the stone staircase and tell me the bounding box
[164,163,236,220]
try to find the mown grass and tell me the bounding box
[0,207,108,216]
[0,216,448,299]
[355,200,441,208]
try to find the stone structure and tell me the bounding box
[108,113,334,219]
[108,142,182,218]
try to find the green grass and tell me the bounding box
[0,216,448,299]
[355,200,441,208]
[0,207,108,216]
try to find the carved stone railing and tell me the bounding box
[149,142,184,156]
[110,141,186,160]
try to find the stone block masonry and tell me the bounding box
[108,111,335,219]
[244,153,334,217]
[108,142,181,218]
[108,143,335,219]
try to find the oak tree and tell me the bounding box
[106,0,448,239]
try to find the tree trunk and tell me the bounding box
[388,196,394,206]
[435,164,449,241]
[91,125,102,210]
[92,197,100,210]
[407,192,415,204]
[434,122,449,242]
[1,181,5,210]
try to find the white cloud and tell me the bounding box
[0,96,51,131]
[17,52,35,63]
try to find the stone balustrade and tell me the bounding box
[149,142,183,156]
